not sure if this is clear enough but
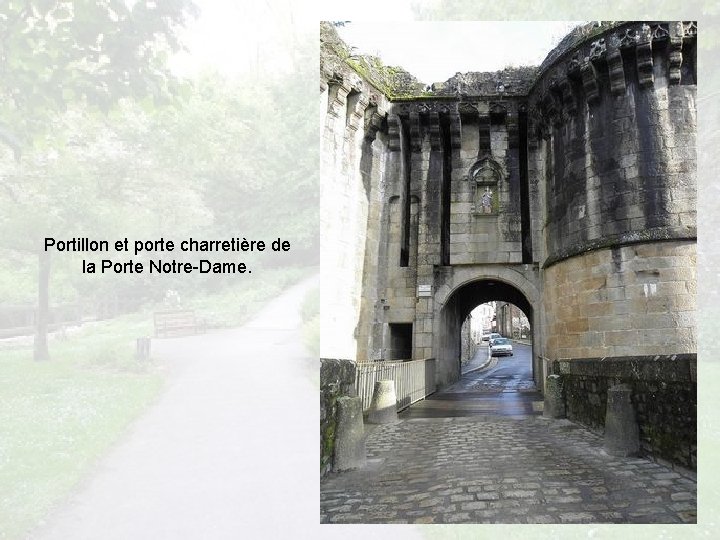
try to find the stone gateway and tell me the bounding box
[320,21,696,469]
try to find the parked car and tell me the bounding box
[486,333,502,344]
[490,337,513,356]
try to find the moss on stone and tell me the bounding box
[345,56,426,99]
[644,424,676,455]
[543,229,697,269]
[323,21,682,101]
[321,421,336,469]
[321,21,430,99]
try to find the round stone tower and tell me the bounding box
[529,22,696,467]
[529,21,696,361]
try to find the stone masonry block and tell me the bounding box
[605,330,640,346]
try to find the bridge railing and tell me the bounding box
[355,358,436,412]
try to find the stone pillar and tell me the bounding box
[604,383,640,457]
[367,380,398,424]
[333,396,366,471]
[543,374,565,418]
[320,358,357,476]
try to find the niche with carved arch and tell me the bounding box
[468,157,502,215]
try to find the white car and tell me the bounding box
[490,337,513,356]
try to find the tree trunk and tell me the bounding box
[34,248,50,362]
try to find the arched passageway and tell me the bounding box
[436,278,538,390]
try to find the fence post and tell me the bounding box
[136,337,151,361]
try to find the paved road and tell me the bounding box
[457,342,534,392]
[321,344,697,524]
[403,343,542,419]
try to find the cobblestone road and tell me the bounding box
[321,346,697,524]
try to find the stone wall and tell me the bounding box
[320,358,356,476]
[320,23,390,361]
[532,21,698,470]
[543,241,695,360]
[460,315,476,364]
[321,21,696,422]
[450,100,524,265]
[529,22,697,268]
[370,96,533,367]
[557,355,696,469]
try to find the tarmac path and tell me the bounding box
[33,275,405,540]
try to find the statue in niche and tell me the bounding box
[481,187,494,214]
[469,157,502,215]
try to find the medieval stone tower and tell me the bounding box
[321,21,696,467]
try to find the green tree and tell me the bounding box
[193,68,318,266]
[0,0,197,361]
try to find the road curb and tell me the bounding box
[464,354,497,374]
[465,340,531,375]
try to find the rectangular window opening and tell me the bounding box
[388,323,413,360]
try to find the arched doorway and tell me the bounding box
[436,278,539,390]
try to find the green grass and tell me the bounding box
[0,266,312,539]
[0,321,162,539]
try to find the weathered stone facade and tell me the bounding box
[320,22,697,467]
[460,315,476,364]
[320,358,356,476]
[320,25,392,361]
[544,242,695,360]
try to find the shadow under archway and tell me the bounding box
[436,278,536,390]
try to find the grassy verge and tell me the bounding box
[0,265,310,539]
[0,320,162,540]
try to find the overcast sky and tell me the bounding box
[335,21,585,84]
[168,2,583,83]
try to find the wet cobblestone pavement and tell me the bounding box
[321,345,697,524]
[321,415,696,524]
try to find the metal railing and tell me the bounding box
[356,358,436,412]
